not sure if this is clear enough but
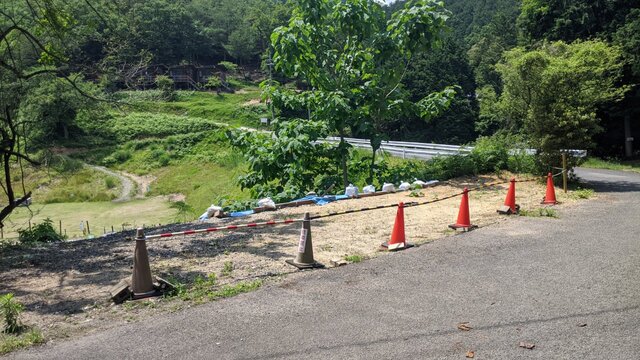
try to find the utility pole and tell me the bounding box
[624,115,633,158]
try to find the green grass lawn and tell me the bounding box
[2,197,177,240]
[148,161,250,214]
[581,157,640,173]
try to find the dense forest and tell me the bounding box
[1,0,639,222]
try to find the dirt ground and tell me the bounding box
[0,173,590,344]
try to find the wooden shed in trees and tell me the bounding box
[133,64,168,89]
[196,65,217,85]
[169,65,197,88]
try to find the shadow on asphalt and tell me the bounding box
[238,305,640,360]
[575,168,640,193]
[580,179,640,193]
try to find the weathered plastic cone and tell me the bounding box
[542,172,558,205]
[286,213,323,269]
[449,188,477,231]
[131,228,157,298]
[498,178,519,215]
[380,202,414,251]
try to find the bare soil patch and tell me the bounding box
[0,173,590,345]
[242,99,262,107]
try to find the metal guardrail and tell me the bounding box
[323,137,586,160]
[324,137,470,160]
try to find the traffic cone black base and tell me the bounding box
[448,224,478,232]
[379,242,414,252]
[497,204,520,215]
[131,289,162,301]
[285,259,325,270]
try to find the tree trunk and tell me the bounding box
[368,145,378,184]
[339,132,348,189]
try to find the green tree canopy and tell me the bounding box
[267,0,455,186]
[496,40,628,157]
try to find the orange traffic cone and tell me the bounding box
[449,188,477,231]
[498,178,519,215]
[542,173,558,205]
[380,202,413,251]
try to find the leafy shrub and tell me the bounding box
[471,136,509,173]
[204,76,223,91]
[218,61,238,74]
[1,294,24,334]
[113,149,132,163]
[169,201,195,222]
[50,155,84,173]
[155,75,176,101]
[17,218,65,244]
[105,177,117,189]
[158,154,171,167]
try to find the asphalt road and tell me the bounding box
[7,168,640,359]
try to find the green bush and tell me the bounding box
[17,218,65,244]
[105,177,117,189]
[204,76,223,91]
[1,294,24,334]
[471,136,509,173]
[155,75,176,101]
[50,155,84,173]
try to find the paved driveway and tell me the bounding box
[7,168,640,359]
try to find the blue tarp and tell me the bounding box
[292,194,349,205]
[229,209,255,217]
[225,181,438,218]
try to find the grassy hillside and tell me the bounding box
[2,88,266,241]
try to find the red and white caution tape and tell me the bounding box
[144,218,303,240]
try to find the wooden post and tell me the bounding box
[112,225,114,233]
[59,220,62,236]
[86,221,91,235]
[624,115,633,158]
[562,153,568,194]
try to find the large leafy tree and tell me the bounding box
[258,0,455,189]
[517,0,640,157]
[496,40,628,160]
[0,0,79,225]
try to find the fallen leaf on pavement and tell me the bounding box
[519,342,535,350]
[457,322,472,331]
[578,323,587,327]
[466,350,475,358]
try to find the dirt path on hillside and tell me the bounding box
[0,173,591,347]
[89,165,155,202]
